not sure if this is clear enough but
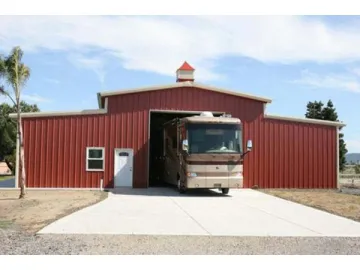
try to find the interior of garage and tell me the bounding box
[148,111,223,187]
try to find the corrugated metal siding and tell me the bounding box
[23,115,106,188]
[22,86,337,188]
[244,118,337,189]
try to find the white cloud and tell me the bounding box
[292,70,360,93]
[67,54,106,86]
[350,67,360,77]
[22,94,52,103]
[2,16,360,80]
[346,139,360,153]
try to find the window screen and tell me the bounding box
[86,147,105,171]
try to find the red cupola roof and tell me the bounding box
[177,61,195,71]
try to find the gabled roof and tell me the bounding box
[177,61,195,71]
[97,81,272,108]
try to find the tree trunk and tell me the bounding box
[4,158,14,175]
[18,112,26,199]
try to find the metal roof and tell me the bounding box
[97,81,272,108]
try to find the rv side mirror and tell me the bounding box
[182,139,188,152]
[247,140,253,151]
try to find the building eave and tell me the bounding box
[97,81,272,104]
[9,97,109,118]
[264,114,346,128]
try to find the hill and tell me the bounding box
[346,153,360,164]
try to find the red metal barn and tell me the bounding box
[11,62,345,189]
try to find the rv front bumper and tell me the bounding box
[186,177,243,189]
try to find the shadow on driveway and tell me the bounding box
[0,178,15,188]
[109,186,232,198]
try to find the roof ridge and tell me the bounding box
[97,81,272,107]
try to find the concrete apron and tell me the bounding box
[37,188,360,237]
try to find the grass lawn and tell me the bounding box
[0,190,108,233]
[260,189,360,222]
[0,175,14,182]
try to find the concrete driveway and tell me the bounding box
[38,188,360,236]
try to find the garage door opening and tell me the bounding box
[148,110,223,187]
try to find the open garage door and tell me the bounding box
[148,110,224,187]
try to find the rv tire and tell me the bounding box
[177,179,186,194]
[221,188,229,195]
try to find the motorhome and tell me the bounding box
[162,112,252,194]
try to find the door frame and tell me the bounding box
[147,110,226,188]
[114,148,134,188]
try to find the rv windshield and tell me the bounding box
[187,123,242,154]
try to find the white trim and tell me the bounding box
[336,127,340,189]
[264,114,346,127]
[113,148,134,188]
[86,147,105,172]
[9,97,109,118]
[98,81,272,104]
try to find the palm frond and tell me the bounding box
[0,55,6,77]
[3,46,30,97]
[18,63,31,87]
[5,53,18,87]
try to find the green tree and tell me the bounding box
[321,100,338,121]
[305,99,348,172]
[0,47,31,199]
[305,100,324,119]
[0,101,39,174]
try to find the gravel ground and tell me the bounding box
[1,230,360,255]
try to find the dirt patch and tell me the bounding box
[260,189,360,222]
[0,190,108,233]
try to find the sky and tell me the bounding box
[0,15,360,153]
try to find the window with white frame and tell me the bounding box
[86,147,105,171]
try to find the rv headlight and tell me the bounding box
[187,172,197,177]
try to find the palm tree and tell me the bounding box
[0,46,30,199]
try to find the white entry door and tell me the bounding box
[114,148,134,187]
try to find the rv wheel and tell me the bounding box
[221,188,229,195]
[177,179,186,194]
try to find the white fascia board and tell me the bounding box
[265,114,346,128]
[9,98,108,118]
